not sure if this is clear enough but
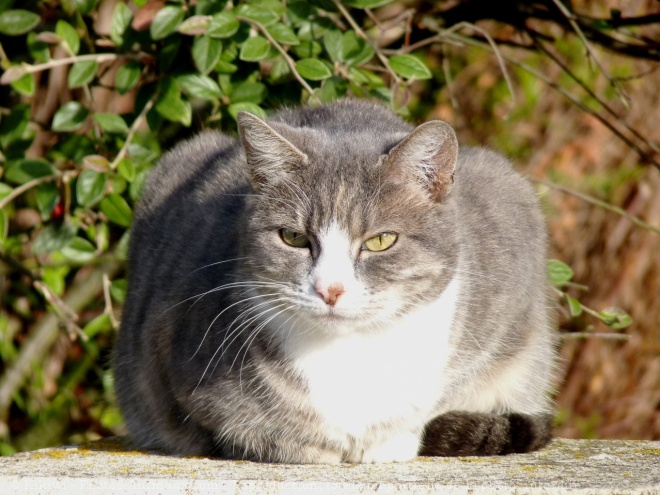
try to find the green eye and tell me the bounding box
[280,228,311,248]
[362,232,398,252]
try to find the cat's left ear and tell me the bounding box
[237,111,308,191]
[384,121,458,202]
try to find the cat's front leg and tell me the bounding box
[361,431,421,463]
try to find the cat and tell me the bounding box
[113,99,556,464]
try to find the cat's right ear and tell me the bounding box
[237,112,308,191]
[384,120,458,202]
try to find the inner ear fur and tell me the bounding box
[384,120,458,202]
[237,111,308,191]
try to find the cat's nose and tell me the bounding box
[315,282,345,306]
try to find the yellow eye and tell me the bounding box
[362,232,398,252]
[280,228,311,248]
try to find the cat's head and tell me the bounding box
[235,106,459,338]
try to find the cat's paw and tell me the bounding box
[361,432,420,463]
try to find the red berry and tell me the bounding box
[51,203,64,219]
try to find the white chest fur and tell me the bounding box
[288,276,461,438]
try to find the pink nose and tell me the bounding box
[315,282,345,306]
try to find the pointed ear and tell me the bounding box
[384,120,458,202]
[237,111,308,191]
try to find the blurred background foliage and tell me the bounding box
[0,0,658,455]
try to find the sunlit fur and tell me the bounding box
[114,100,557,463]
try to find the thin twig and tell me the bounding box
[560,332,630,341]
[330,0,403,88]
[530,34,655,155]
[237,17,314,95]
[442,44,459,109]
[0,175,59,209]
[549,0,628,104]
[532,177,660,236]
[442,32,660,170]
[102,272,119,330]
[110,94,156,170]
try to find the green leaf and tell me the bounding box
[129,166,151,202]
[566,296,583,317]
[0,183,13,202]
[76,169,108,207]
[72,0,97,16]
[117,158,136,182]
[235,4,278,26]
[292,40,322,59]
[267,23,299,45]
[52,101,89,132]
[228,102,266,120]
[0,208,7,241]
[177,14,210,36]
[36,182,59,219]
[598,308,633,330]
[32,222,77,254]
[4,159,57,185]
[388,54,432,80]
[547,259,574,286]
[28,32,51,63]
[343,0,393,8]
[231,81,266,104]
[177,73,222,100]
[342,31,374,67]
[239,36,272,62]
[110,278,128,303]
[115,61,141,95]
[195,0,229,16]
[192,35,222,75]
[43,266,70,296]
[10,73,35,96]
[0,104,30,149]
[317,76,348,102]
[68,60,98,89]
[93,113,129,134]
[56,20,80,54]
[207,11,239,38]
[111,2,133,45]
[155,79,192,126]
[100,193,133,227]
[61,236,97,264]
[0,9,40,36]
[296,58,332,81]
[323,30,343,63]
[83,313,113,338]
[150,5,184,40]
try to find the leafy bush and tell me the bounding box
[1,0,649,453]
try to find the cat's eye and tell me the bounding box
[280,228,311,248]
[362,232,398,252]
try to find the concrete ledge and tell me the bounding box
[1,438,658,494]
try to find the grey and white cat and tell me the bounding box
[114,99,556,463]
